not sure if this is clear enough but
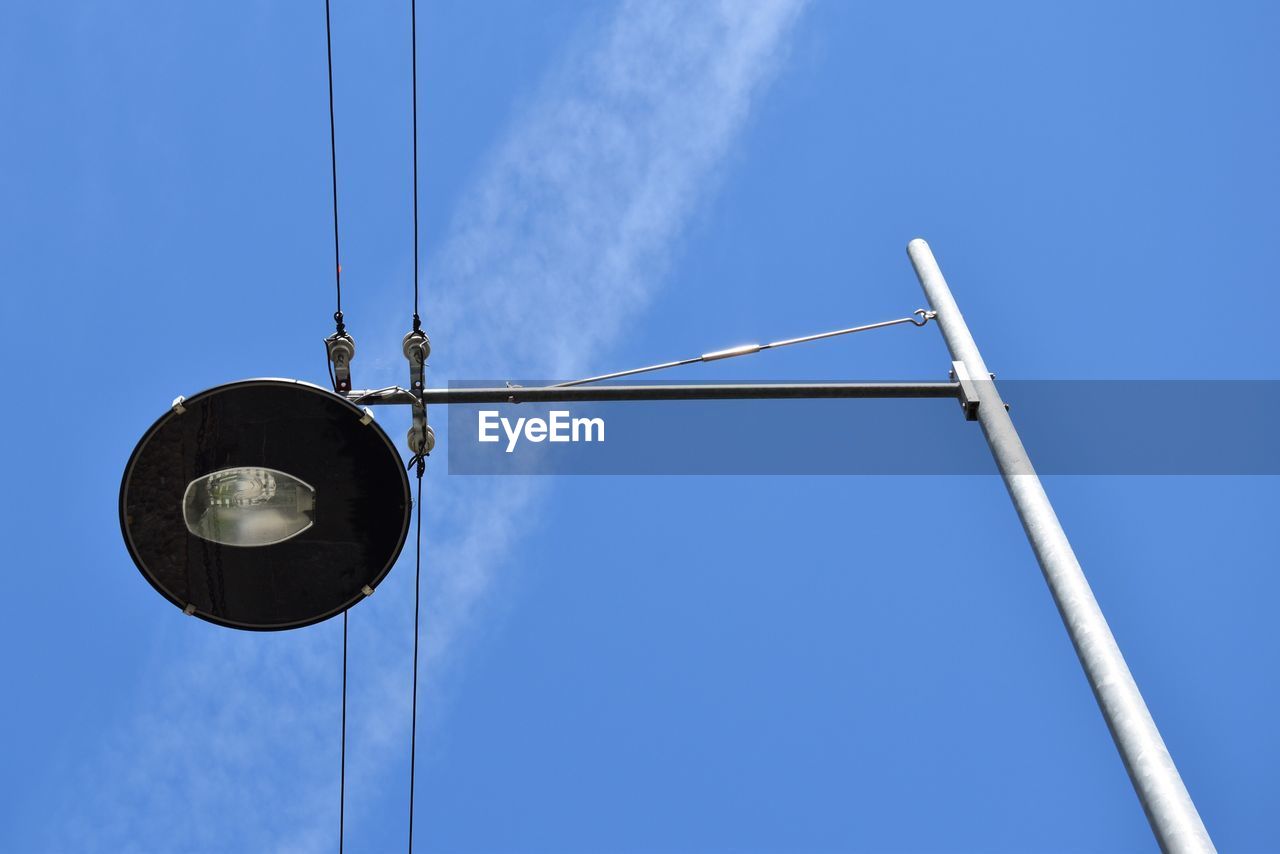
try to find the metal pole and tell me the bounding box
[906,238,1213,852]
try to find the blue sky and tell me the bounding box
[2,1,1278,851]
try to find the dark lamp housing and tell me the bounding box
[119,379,411,631]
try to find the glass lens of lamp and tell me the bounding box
[182,467,316,547]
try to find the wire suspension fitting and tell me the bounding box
[403,330,433,477]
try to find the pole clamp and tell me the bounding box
[950,361,980,421]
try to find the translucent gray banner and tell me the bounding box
[444,381,1280,475]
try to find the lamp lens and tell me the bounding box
[183,467,315,547]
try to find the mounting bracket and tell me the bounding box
[949,360,980,421]
[403,330,434,460]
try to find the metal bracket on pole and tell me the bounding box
[325,333,356,394]
[949,361,980,421]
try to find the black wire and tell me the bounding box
[328,6,350,851]
[340,609,348,853]
[408,472,423,851]
[406,5,426,846]
[325,0,345,334]
[410,0,421,332]
[408,4,424,837]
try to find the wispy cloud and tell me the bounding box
[422,0,807,731]
[63,2,806,850]
[434,0,807,379]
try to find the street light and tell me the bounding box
[119,378,411,631]
[117,241,1214,851]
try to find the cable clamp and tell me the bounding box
[403,329,432,465]
[402,331,430,393]
[171,396,187,414]
[325,332,356,394]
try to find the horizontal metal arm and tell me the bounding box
[349,381,961,406]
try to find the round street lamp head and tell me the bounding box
[119,379,412,631]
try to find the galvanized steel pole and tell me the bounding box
[906,238,1213,852]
